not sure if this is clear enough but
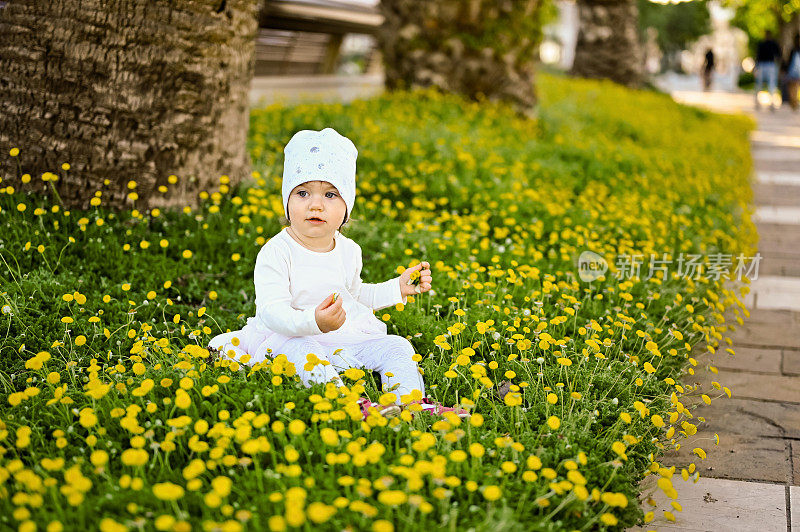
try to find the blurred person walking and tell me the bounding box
[702,48,714,92]
[784,34,800,112]
[754,30,782,111]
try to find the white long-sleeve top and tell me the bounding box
[245,227,408,354]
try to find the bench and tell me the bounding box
[257,0,383,76]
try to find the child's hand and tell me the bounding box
[399,261,432,298]
[315,293,346,333]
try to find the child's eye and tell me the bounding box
[326,192,338,198]
[297,190,307,197]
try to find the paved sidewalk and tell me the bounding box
[631,91,800,531]
[249,73,384,107]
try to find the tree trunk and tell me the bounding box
[779,11,800,64]
[377,0,548,117]
[571,0,643,88]
[0,0,259,211]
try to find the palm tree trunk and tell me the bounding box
[378,0,547,116]
[0,0,259,210]
[571,0,643,88]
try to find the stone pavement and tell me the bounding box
[631,90,800,531]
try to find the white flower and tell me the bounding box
[1,305,11,315]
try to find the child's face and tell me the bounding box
[287,180,348,238]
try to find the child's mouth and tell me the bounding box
[307,217,325,224]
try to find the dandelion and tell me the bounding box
[372,521,394,532]
[693,447,707,460]
[288,419,306,435]
[482,485,502,501]
[152,482,184,501]
[599,513,618,526]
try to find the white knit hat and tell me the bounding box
[282,127,358,224]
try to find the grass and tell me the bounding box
[0,72,757,531]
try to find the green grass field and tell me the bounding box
[0,72,757,531]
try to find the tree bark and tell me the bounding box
[571,0,643,88]
[779,11,800,64]
[0,0,259,211]
[377,0,547,117]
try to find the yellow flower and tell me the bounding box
[120,448,148,467]
[378,393,397,406]
[378,490,408,505]
[320,428,339,446]
[599,513,618,526]
[99,518,127,532]
[90,450,109,467]
[288,419,306,435]
[372,520,394,532]
[79,408,98,428]
[483,485,502,501]
[211,476,232,497]
[449,450,468,462]
[546,416,560,430]
[611,441,627,460]
[41,457,65,471]
[153,482,184,501]
[154,515,176,531]
[501,461,517,473]
[175,389,191,409]
[567,470,586,485]
[307,501,337,523]
[344,368,365,380]
[693,447,707,460]
[469,443,485,458]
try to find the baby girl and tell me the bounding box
[208,127,467,419]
